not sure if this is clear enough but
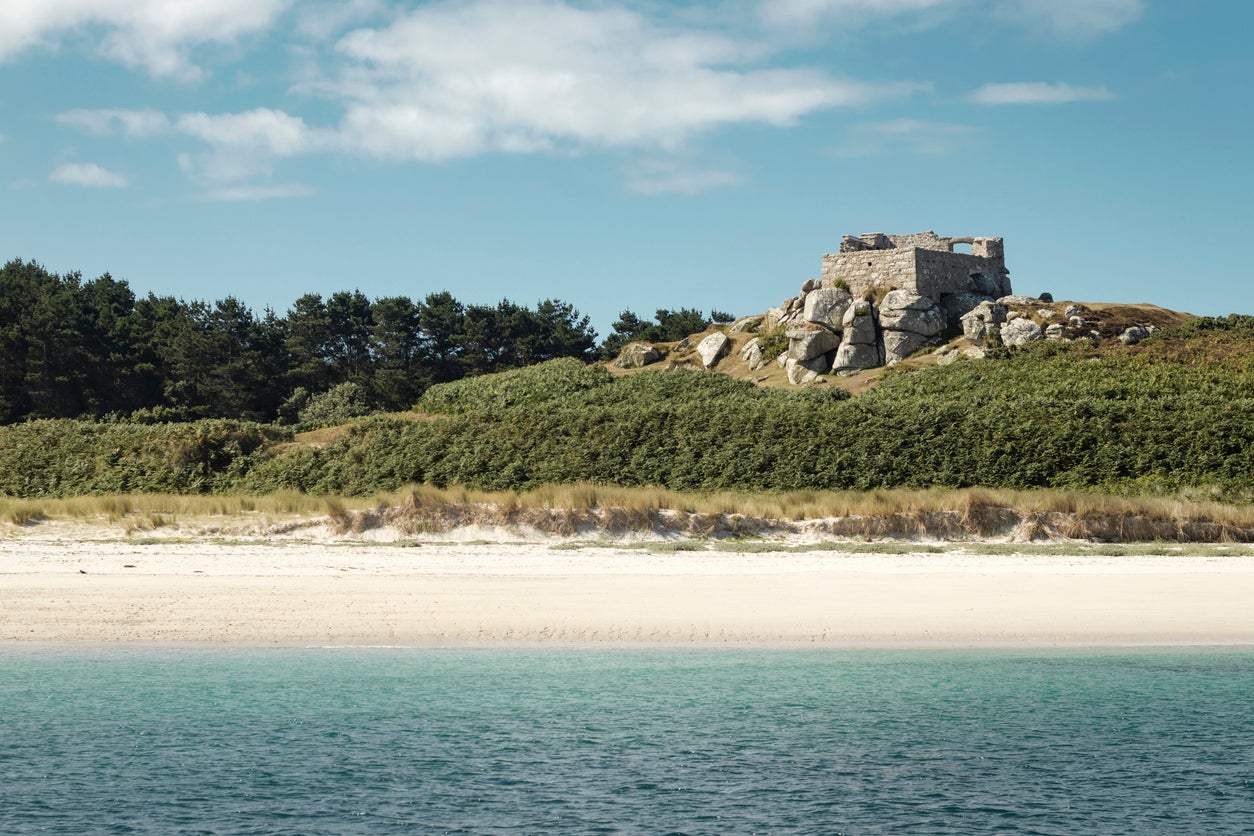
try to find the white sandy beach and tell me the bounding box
[3,526,1253,646]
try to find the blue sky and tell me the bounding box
[2,0,1250,334]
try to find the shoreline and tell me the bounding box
[4,530,1254,647]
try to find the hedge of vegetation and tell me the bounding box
[3,316,1252,501]
[0,420,281,496]
[242,318,1254,500]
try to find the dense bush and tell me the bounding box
[244,321,1254,500]
[0,420,282,496]
[296,382,376,428]
[5,316,1253,501]
[416,358,613,415]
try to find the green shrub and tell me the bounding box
[416,358,612,415]
[755,326,788,364]
[297,383,376,428]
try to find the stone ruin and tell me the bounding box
[751,231,1028,384]
[612,229,1137,380]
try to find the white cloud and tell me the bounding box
[198,183,315,201]
[326,0,914,161]
[49,162,128,188]
[760,0,1142,36]
[966,82,1114,105]
[625,160,743,196]
[176,109,315,156]
[296,0,388,41]
[995,0,1144,37]
[761,0,951,28]
[49,0,931,193]
[56,108,171,137]
[0,0,291,79]
[835,118,975,156]
[58,106,319,185]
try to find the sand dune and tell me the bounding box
[3,533,1252,646]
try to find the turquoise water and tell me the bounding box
[2,648,1252,834]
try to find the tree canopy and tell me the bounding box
[0,259,598,424]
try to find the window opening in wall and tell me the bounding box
[952,242,973,254]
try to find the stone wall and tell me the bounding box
[822,248,917,298]
[822,231,1009,300]
[914,248,1009,299]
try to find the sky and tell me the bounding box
[2,0,1251,335]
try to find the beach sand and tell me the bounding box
[3,526,1253,647]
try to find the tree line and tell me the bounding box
[0,259,600,424]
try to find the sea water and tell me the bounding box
[1,648,1251,834]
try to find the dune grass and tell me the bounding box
[4,484,1253,543]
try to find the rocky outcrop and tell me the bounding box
[802,287,852,331]
[785,356,828,384]
[961,301,1006,343]
[1119,325,1158,345]
[787,323,841,363]
[613,342,661,368]
[696,333,730,368]
[940,292,995,330]
[878,291,944,335]
[1000,318,1043,347]
[740,337,764,370]
[833,301,882,371]
[879,290,944,363]
[730,315,763,333]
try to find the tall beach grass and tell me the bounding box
[4,484,1253,542]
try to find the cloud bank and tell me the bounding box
[966,82,1115,105]
[0,0,290,79]
[49,163,128,188]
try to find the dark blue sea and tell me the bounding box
[2,648,1252,834]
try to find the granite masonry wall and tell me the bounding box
[821,231,1010,299]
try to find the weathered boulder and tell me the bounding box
[879,290,944,337]
[696,332,730,368]
[729,315,763,333]
[787,323,841,362]
[1001,318,1042,347]
[740,337,764,369]
[612,342,660,369]
[1068,315,1086,328]
[1119,325,1157,345]
[785,353,832,384]
[882,330,936,364]
[1045,323,1066,340]
[1064,305,1081,318]
[841,300,878,346]
[960,301,1007,342]
[997,295,1040,306]
[763,306,787,329]
[672,336,693,352]
[802,287,852,330]
[940,292,995,329]
[833,341,881,371]
[800,278,821,293]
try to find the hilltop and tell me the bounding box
[604,230,1194,394]
[609,299,1192,396]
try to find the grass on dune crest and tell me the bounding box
[5,484,1254,543]
[0,490,367,527]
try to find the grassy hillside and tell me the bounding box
[240,315,1254,500]
[2,314,1251,503]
